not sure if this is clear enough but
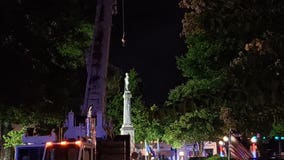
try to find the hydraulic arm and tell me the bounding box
[81,0,117,138]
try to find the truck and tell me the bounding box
[41,110,97,160]
[15,109,96,160]
[15,109,129,160]
[42,140,95,160]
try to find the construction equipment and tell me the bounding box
[81,0,115,139]
[41,110,97,160]
[14,0,130,159]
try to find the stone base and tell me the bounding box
[120,125,135,154]
[120,125,134,135]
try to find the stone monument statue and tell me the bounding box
[124,72,129,91]
[120,72,135,154]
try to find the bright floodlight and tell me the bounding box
[218,140,224,145]
[231,136,236,142]
[223,136,229,142]
[179,151,185,156]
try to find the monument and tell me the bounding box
[120,73,135,153]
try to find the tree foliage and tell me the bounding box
[3,128,25,149]
[0,0,95,135]
[270,122,284,137]
[164,0,284,146]
[163,108,217,148]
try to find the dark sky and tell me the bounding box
[0,0,185,107]
[109,0,186,106]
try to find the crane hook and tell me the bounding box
[121,0,126,47]
[121,33,126,47]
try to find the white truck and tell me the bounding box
[15,110,96,160]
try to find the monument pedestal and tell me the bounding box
[120,73,135,154]
[120,125,134,143]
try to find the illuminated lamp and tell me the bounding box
[75,140,82,146]
[46,142,53,147]
[60,141,68,145]
[251,136,257,143]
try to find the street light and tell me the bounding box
[223,136,229,142]
[250,136,258,159]
[223,136,229,159]
[223,129,232,160]
[251,136,257,143]
[274,136,283,158]
[179,151,185,160]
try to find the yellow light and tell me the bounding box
[46,142,53,147]
[60,141,68,145]
[75,140,82,146]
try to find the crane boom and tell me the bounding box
[81,0,116,138]
[14,1,128,160]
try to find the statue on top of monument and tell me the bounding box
[124,72,129,91]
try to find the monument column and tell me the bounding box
[120,73,135,153]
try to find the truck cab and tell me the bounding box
[42,140,95,160]
[15,144,45,160]
[14,130,57,160]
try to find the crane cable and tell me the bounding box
[121,0,126,47]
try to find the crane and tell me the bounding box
[81,0,117,138]
[14,0,124,159]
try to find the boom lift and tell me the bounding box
[14,0,130,159]
[81,0,116,139]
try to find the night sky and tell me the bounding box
[0,0,186,107]
[110,0,185,106]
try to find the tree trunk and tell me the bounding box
[3,148,12,160]
[0,121,13,160]
[198,142,204,157]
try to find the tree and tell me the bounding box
[169,0,284,144]
[165,34,228,140]
[0,0,95,126]
[0,1,95,159]
[270,122,284,137]
[0,0,95,109]
[163,108,217,156]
